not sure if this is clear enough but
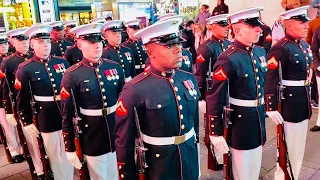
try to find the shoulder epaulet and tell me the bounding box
[121,40,129,46]
[120,44,131,50]
[52,55,67,61]
[18,59,32,68]
[177,68,193,75]
[102,58,119,65]
[225,45,237,56]
[131,71,150,85]
[67,45,76,50]
[278,37,289,46]
[3,54,14,61]
[65,62,82,74]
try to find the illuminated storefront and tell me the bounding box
[0,0,37,30]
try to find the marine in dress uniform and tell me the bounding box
[206,8,267,180]
[158,15,194,73]
[15,25,74,180]
[310,26,320,132]
[102,20,136,81]
[122,19,148,75]
[144,46,193,73]
[194,14,232,100]
[90,17,109,48]
[63,20,77,44]
[49,21,74,57]
[1,28,48,177]
[0,33,24,163]
[115,17,200,180]
[264,6,312,179]
[61,23,125,180]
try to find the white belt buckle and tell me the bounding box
[174,134,186,145]
[254,98,263,106]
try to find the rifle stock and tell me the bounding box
[28,81,54,180]
[70,89,90,180]
[4,76,37,178]
[74,137,90,180]
[0,124,13,163]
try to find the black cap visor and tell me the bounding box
[53,26,65,31]
[105,26,122,32]
[128,25,140,30]
[31,33,50,39]
[238,17,264,27]
[12,35,29,41]
[215,20,229,27]
[79,33,103,43]
[148,33,185,46]
[66,24,76,28]
[290,14,310,22]
[0,38,8,44]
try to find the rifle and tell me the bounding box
[70,89,90,180]
[133,107,148,180]
[277,63,294,180]
[4,75,37,179]
[0,124,13,163]
[223,79,233,180]
[28,81,54,180]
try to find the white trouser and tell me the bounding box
[274,119,308,180]
[84,152,118,180]
[41,130,74,180]
[20,121,43,175]
[316,77,320,126]
[230,145,262,180]
[0,108,21,156]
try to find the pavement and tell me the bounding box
[1,109,320,180]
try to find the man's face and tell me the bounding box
[200,6,207,13]
[30,38,51,58]
[148,43,183,70]
[234,24,262,44]
[12,38,29,54]
[127,27,139,40]
[105,31,121,46]
[78,39,103,61]
[0,42,8,55]
[51,29,65,41]
[287,20,309,39]
[212,24,229,39]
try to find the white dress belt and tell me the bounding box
[229,97,265,107]
[135,64,145,69]
[282,80,309,86]
[141,127,195,146]
[79,104,117,116]
[34,95,61,102]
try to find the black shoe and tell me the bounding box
[12,154,24,163]
[310,125,320,132]
[37,174,47,180]
[212,164,224,171]
[311,101,319,109]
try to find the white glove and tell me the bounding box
[6,114,17,126]
[317,66,320,71]
[66,152,82,170]
[24,124,39,138]
[198,100,206,113]
[197,143,201,178]
[266,111,284,125]
[209,136,229,154]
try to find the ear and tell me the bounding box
[30,39,34,49]
[77,40,82,50]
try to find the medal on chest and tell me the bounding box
[104,69,119,81]
[183,79,197,96]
